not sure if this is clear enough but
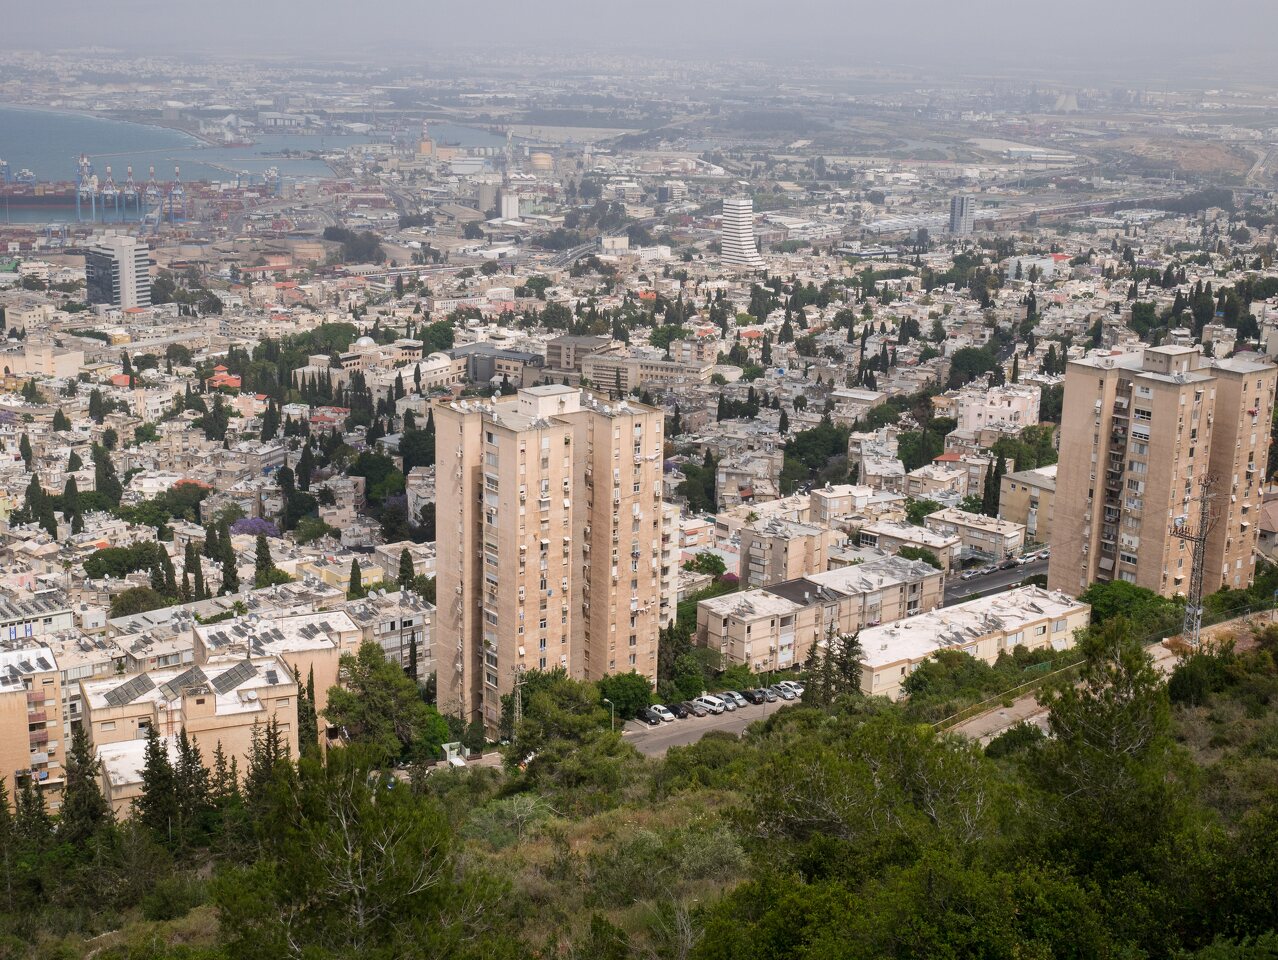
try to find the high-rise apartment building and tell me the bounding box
[1048,345,1276,599]
[949,194,975,236]
[435,385,665,730]
[85,235,151,309]
[720,194,766,271]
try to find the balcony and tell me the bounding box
[29,729,49,746]
[26,711,46,725]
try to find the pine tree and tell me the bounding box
[52,408,71,431]
[58,727,111,845]
[347,557,364,599]
[397,548,414,587]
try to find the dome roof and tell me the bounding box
[354,335,377,347]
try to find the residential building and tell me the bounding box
[720,195,766,271]
[858,520,961,572]
[852,586,1089,699]
[0,646,64,809]
[1048,346,1277,597]
[925,507,1026,559]
[695,555,944,673]
[949,194,975,236]
[1000,464,1057,546]
[435,385,665,731]
[83,657,299,817]
[85,236,151,310]
[738,517,841,589]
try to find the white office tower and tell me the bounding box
[721,195,766,271]
[85,235,151,309]
[949,194,975,236]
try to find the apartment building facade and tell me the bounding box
[1048,345,1276,597]
[1000,464,1057,546]
[695,555,944,673]
[436,386,664,730]
[737,518,841,589]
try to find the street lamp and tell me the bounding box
[602,697,614,733]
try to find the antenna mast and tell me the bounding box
[1170,473,1217,649]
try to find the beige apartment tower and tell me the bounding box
[435,386,665,730]
[1048,345,1276,599]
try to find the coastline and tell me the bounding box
[0,100,211,146]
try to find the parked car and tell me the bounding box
[741,688,766,705]
[1015,553,1037,565]
[722,690,748,708]
[635,706,662,726]
[651,704,676,723]
[694,695,726,715]
[768,684,797,701]
[960,569,980,580]
[759,687,778,703]
[998,557,1018,570]
[718,694,737,711]
[682,700,708,717]
[778,680,805,696]
[669,702,690,719]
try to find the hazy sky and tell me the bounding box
[4,0,1276,79]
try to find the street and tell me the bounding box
[622,698,786,756]
[944,557,1049,604]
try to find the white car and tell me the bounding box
[777,680,805,697]
[650,704,675,723]
[694,695,726,715]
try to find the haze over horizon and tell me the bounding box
[4,0,1277,83]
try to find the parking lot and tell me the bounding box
[622,697,787,756]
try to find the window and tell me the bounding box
[100,721,116,732]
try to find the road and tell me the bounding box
[621,698,786,756]
[944,558,1048,604]
[947,611,1274,745]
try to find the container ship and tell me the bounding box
[0,182,79,210]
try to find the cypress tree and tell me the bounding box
[397,548,414,587]
[58,727,111,845]
[18,434,31,468]
[347,558,364,599]
[15,778,51,847]
[137,726,177,843]
[254,534,276,588]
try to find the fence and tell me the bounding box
[931,599,1277,732]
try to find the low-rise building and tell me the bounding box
[852,586,1089,699]
[85,656,300,816]
[924,507,1026,559]
[695,555,944,673]
[999,464,1057,546]
[738,517,841,589]
[857,520,961,572]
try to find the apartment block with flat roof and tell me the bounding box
[1048,345,1276,597]
[695,555,944,674]
[436,386,665,731]
[1000,464,1057,546]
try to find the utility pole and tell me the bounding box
[1170,474,1217,650]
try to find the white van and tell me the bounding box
[694,694,726,715]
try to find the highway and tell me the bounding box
[944,557,1049,604]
